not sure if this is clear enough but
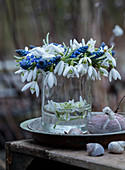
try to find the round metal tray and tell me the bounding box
[20,117,125,149]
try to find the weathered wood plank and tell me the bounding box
[6,139,125,170]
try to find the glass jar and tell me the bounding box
[41,74,92,133]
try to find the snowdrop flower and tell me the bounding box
[112,25,124,37]
[45,43,64,54]
[88,65,98,80]
[28,43,64,60]
[97,67,108,80]
[91,72,98,81]
[28,47,55,60]
[109,68,121,82]
[70,39,82,50]
[15,67,38,82]
[21,70,29,82]
[70,38,86,51]
[75,96,85,107]
[97,71,101,80]
[63,64,79,78]
[25,46,28,51]
[28,47,45,57]
[79,57,92,64]
[54,60,65,76]
[44,72,57,88]
[98,43,116,66]
[15,68,29,82]
[77,63,88,74]
[82,39,86,46]
[101,58,110,67]
[100,45,108,52]
[27,67,37,82]
[15,68,24,74]
[78,57,91,74]
[87,38,96,52]
[42,53,55,60]
[90,71,98,81]
[21,81,40,97]
[105,51,116,67]
[99,67,108,77]
[47,100,57,113]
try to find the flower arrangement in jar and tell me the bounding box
[14,33,121,132]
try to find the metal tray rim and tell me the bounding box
[20,117,125,137]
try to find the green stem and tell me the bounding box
[96,55,106,61]
[53,119,61,129]
[50,65,54,72]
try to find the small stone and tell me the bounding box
[67,128,83,135]
[108,141,125,154]
[86,143,104,156]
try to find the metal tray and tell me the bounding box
[20,117,125,149]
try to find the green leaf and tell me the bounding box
[14,55,24,60]
[65,48,77,59]
[46,32,50,45]
[63,42,67,49]
[43,39,46,45]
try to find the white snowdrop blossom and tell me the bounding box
[88,65,98,80]
[44,72,57,88]
[87,38,96,52]
[78,57,90,74]
[105,51,116,67]
[101,58,110,67]
[70,38,86,50]
[97,71,101,80]
[21,81,39,97]
[109,68,121,82]
[28,47,45,57]
[77,63,88,74]
[25,46,28,51]
[70,39,82,50]
[100,45,108,52]
[97,67,108,80]
[91,71,98,81]
[15,68,29,82]
[44,43,64,54]
[112,25,124,37]
[63,64,79,78]
[98,45,116,67]
[21,70,29,82]
[15,68,24,74]
[27,67,37,82]
[99,67,108,77]
[15,67,38,82]
[79,57,92,64]
[28,47,54,60]
[54,60,65,76]
[28,43,64,60]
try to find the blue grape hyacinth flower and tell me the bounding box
[20,59,31,70]
[16,49,30,56]
[70,45,89,58]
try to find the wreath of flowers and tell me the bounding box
[15,33,121,97]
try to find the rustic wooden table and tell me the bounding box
[5,139,125,170]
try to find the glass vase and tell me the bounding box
[41,74,92,133]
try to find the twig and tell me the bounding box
[114,95,125,113]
